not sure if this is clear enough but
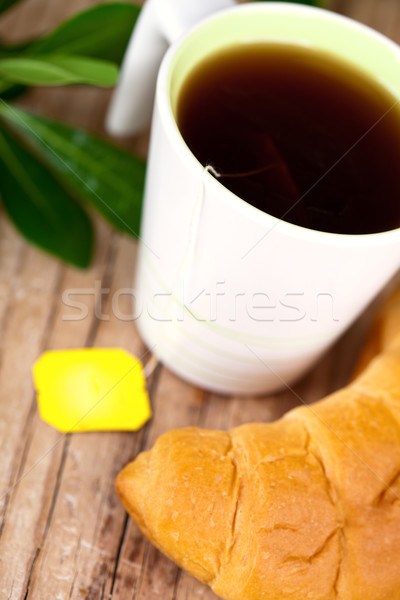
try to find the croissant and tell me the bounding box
[116,290,400,600]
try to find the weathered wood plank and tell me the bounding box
[0,247,62,597]
[0,220,114,599]
[370,0,400,40]
[18,234,141,600]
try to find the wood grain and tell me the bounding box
[0,1,398,598]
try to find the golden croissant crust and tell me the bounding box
[116,290,400,600]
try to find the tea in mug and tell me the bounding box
[177,43,400,235]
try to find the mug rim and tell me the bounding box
[156,1,400,247]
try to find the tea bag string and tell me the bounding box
[163,160,278,323]
[142,165,220,380]
[143,160,276,379]
[172,161,277,299]
[166,164,221,317]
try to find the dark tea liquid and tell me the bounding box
[177,43,400,234]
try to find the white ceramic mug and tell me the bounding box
[133,2,400,395]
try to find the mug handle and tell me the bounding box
[106,0,236,137]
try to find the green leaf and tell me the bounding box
[0,54,118,86]
[0,4,140,63]
[29,3,141,64]
[0,123,93,267]
[0,103,145,237]
[0,0,23,15]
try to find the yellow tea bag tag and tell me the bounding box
[33,349,151,432]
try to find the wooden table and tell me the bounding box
[0,0,399,598]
